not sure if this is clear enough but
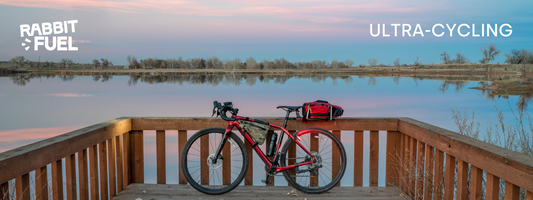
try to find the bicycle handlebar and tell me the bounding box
[213,101,239,121]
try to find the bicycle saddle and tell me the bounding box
[276,105,302,112]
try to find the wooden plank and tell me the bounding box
[65,154,77,200]
[504,182,520,200]
[443,154,455,200]
[245,138,254,186]
[156,130,166,184]
[332,130,341,187]
[35,165,49,200]
[0,118,132,184]
[132,118,399,132]
[310,132,319,187]
[223,134,231,185]
[423,145,434,200]
[398,133,405,189]
[123,132,130,187]
[433,150,444,200]
[470,166,483,200]
[354,130,364,187]
[129,130,144,183]
[178,130,187,185]
[385,131,397,187]
[287,130,296,187]
[0,181,9,200]
[78,149,88,200]
[398,118,533,192]
[16,173,30,200]
[200,133,209,185]
[527,191,533,200]
[52,159,64,200]
[485,173,500,200]
[416,141,425,200]
[89,145,99,200]
[369,130,379,187]
[99,141,109,200]
[456,159,469,200]
[116,135,124,193]
[409,137,417,197]
[108,138,117,197]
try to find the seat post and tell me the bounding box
[282,110,291,128]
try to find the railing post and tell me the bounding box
[16,173,30,200]
[78,149,88,200]
[178,130,187,185]
[456,159,469,200]
[444,154,455,200]
[433,150,444,200]
[369,130,379,187]
[385,131,399,187]
[416,141,425,199]
[332,130,341,187]
[98,141,109,200]
[485,173,500,200]
[128,130,144,183]
[89,145,99,200]
[65,154,77,200]
[424,145,434,200]
[156,130,166,184]
[470,166,483,200]
[108,138,117,197]
[354,130,364,187]
[116,135,124,193]
[505,182,520,200]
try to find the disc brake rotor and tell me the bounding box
[207,154,223,169]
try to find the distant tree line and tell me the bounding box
[7,56,119,69]
[439,43,533,65]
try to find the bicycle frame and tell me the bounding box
[217,116,317,173]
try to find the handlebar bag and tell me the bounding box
[301,100,344,122]
[239,120,269,145]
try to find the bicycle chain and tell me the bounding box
[265,156,317,177]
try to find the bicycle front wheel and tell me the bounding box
[181,127,248,195]
[280,127,346,194]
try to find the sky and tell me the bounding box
[0,0,532,65]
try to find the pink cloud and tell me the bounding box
[46,93,93,97]
[0,126,83,152]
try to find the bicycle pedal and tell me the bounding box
[261,179,272,184]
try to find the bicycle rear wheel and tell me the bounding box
[280,127,346,194]
[181,127,248,195]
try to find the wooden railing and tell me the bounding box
[0,117,532,200]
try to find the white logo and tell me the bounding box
[20,20,79,51]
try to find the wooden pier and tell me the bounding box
[1,117,533,199]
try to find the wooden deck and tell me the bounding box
[114,184,408,200]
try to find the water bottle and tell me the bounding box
[267,132,278,157]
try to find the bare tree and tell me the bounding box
[100,58,110,69]
[505,49,533,64]
[440,51,451,64]
[454,53,470,64]
[92,59,100,69]
[394,58,400,67]
[60,58,74,68]
[10,56,26,68]
[330,59,340,69]
[246,57,258,69]
[368,58,377,67]
[344,59,354,67]
[480,43,501,64]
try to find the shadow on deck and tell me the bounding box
[114,184,407,200]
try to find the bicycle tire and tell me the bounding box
[181,127,248,195]
[280,127,347,194]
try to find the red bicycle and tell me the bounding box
[181,101,346,194]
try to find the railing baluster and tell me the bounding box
[402,134,410,193]
[332,130,341,187]
[178,130,187,185]
[470,166,483,200]
[485,172,500,200]
[456,159,469,200]
[200,132,209,185]
[108,138,117,197]
[65,154,77,200]
[385,131,398,187]
[0,181,9,200]
[16,173,30,200]
[35,165,49,200]
[116,135,124,193]
[99,141,109,200]
[369,130,379,187]
[433,150,444,200]
[156,130,166,184]
[287,130,296,186]
[409,137,417,196]
[123,133,130,187]
[129,130,144,183]
[504,182,520,200]
[398,133,405,189]
[444,154,456,200]
[78,149,88,200]
[416,141,425,199]
[354,130,364,187]
[310,132,319,187]
[222,133,232,186]
[245,139,254,186]
[527,191,533,200]
[424,145,434,200]
[52,159,64,200]
[89,145,99,200]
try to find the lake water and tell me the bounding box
[0,74,529,187]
